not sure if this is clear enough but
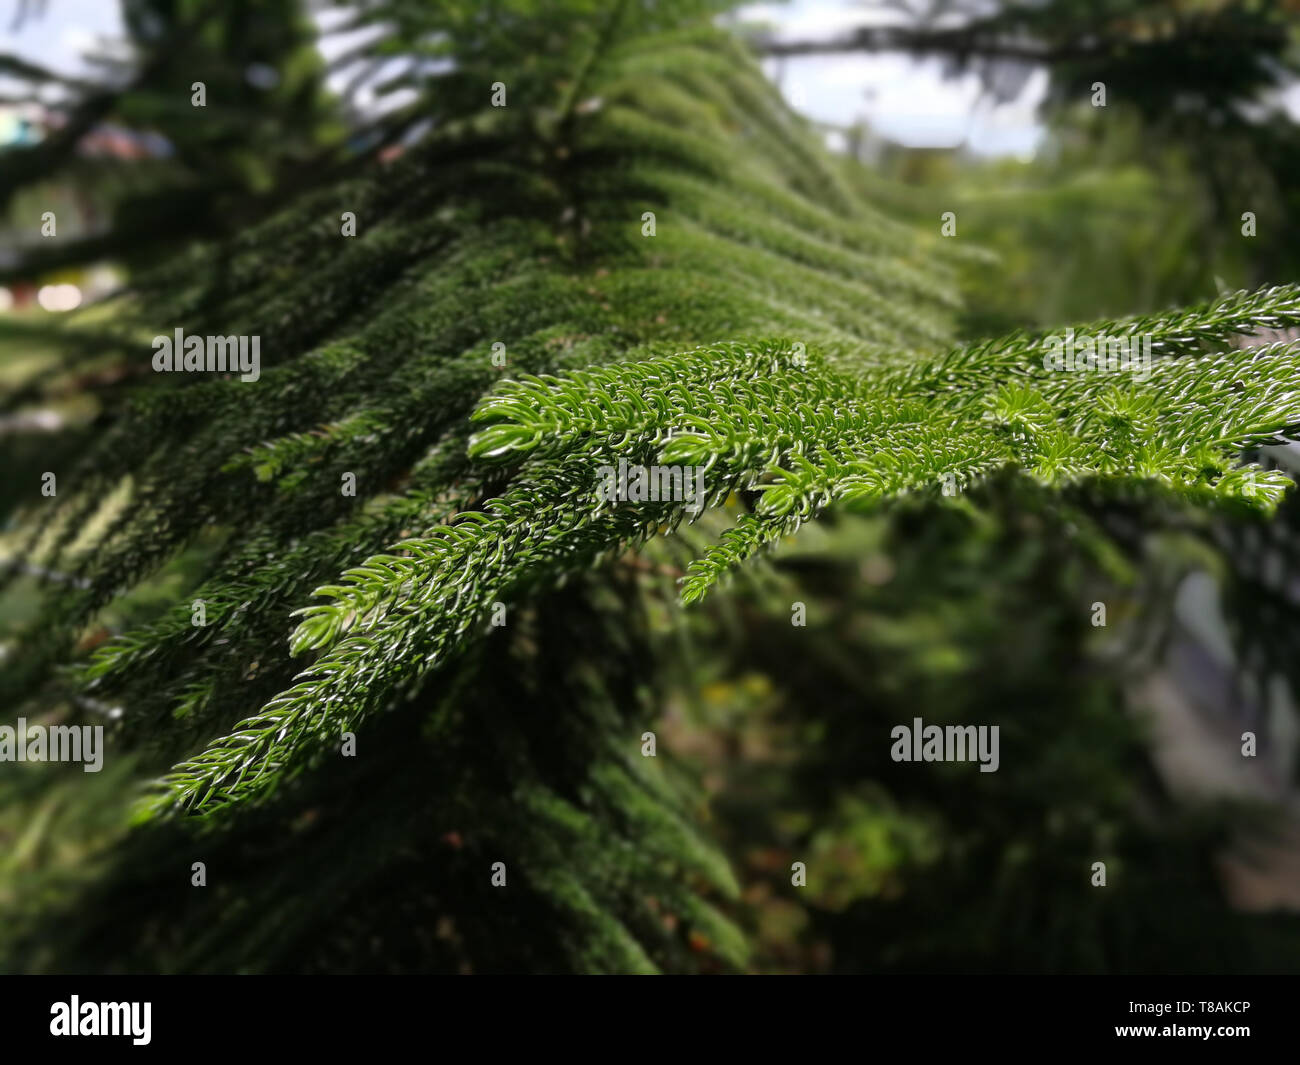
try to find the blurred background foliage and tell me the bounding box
[1,0,1299,973]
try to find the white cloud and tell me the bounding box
[760,3,1046,156]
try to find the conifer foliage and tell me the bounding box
[2,0,1300,973]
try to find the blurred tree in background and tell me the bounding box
[1,0,346,284]
[759,0,1300,327]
